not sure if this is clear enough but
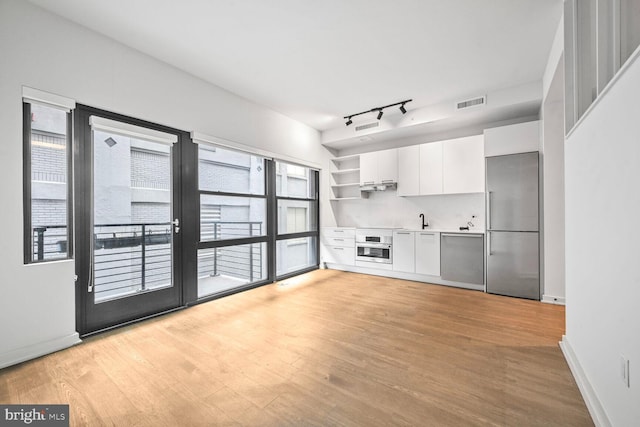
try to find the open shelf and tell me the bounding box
[331,168,360,175]
[331,182,360,189]
[331,154,360,163]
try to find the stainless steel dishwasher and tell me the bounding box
[440,233,484,285]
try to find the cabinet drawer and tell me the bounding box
[324,246,355,265]
[323,236,355,248]
[323,227,355,238]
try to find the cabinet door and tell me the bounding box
[397,146,420,196]
[419,142,443,195]
[359,152,378,185]
[324,246,355,265]
[442,135,485,194]
[415,232,440,276]
[392,231,415,273]
[378,149,398,184]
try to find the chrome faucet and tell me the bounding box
[419,213,429,229]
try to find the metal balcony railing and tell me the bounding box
[33,221,263,301]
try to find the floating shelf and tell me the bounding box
[331,154,360,163]
[329,197,363,201]
[331,168,360,175]
[331,182,360,189]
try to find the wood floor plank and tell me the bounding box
[0,270,592,426]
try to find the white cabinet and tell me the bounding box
[442,135,485,194]
[324,246,355,265]
[419,142,443,195]
[392,231,415,273]
[378,148,398,184]
[322,227,355,266]
[484,121,540,157]
[415,231,440,276]
[359,152,378,185]
[397,146,420,196]
[359,149,398,185]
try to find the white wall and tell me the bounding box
[335,191,485,231]
[0,0,334,368]
[564,49,640,425]
[540,57,566,304]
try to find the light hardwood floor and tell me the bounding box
[0,270,592,426]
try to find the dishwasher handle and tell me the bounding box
[441,233,483,238]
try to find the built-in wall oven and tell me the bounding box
[355,229,393,265]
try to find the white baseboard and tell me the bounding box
[559,335,611,427]
[0,333,81,370]
[542,294,566,305]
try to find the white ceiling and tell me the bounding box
[29,0,562,134]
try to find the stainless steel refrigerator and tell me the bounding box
[486,152,539,300]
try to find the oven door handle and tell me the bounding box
[358,243,392,249]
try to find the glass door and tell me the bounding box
[75,106,183,335]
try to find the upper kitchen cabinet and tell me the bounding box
[397,142,442,196]
[397,146,420,196]
[360,149,398,185]
[484,121,540,157]
[419,142,443,195]
[442,135,485,194]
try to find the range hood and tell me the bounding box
[360,182,397,192]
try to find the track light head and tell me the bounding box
[345,118,353,126]
[377,109,383,120]
[399,103,407,114]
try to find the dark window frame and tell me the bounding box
[23,102,74,264]
[274,161,320,279]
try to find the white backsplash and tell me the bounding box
[334,190,485,231]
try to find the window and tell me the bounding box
[275,161,319,277]
[23,101,72,263]
[192,141,320,295]
[196,144,268,298]
[620,0,640,64]
[565,0,640,132]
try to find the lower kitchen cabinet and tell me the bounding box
[415,231,440,276]
[392,231,415,273]
[322,227,355,266]
[324,245,355,265]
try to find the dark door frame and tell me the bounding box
[74,104,189,336]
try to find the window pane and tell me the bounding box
[200,194,266,241]
[276,161,316,198]
[621,0,640,65]
[199,145,265,195]
[198,243,267,298]
[29,103,69,261]
[276,237,317,276]
[576,0,597,118]
[93,130,174,303]
[277,200,317,235]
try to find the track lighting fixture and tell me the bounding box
[343,99,412,126]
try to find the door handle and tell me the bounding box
[488,231,492,256]
[487,191,492,230]
[172,218,180,234]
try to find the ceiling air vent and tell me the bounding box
[455,95,486,110]
[355,122,379,131]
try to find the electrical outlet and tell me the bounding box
[621,356,630,388]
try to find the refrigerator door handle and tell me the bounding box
[488,231,492,256]
[486,191,492,230]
